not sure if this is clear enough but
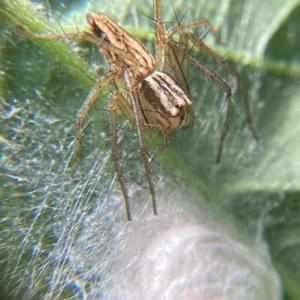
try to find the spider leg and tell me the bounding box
[71,70,117,176]
[153,0,191,101]
[112,79,136,124]
[166,18,219,43]
[109,91,132,221]
[163,19,220,94]
[168,40,232,163]
[153,0,219,94]
[153,0,165,70]
[182,32,259,141]
[124,69,157,216]
[16,25,141,72]
[15,24,81,40]
[161,35,191,97]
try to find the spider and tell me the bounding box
[17,0,257,221]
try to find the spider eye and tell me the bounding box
[93,24,103,38]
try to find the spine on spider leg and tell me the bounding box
[124,69,157,215]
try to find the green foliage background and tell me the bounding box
[1,0,300,299]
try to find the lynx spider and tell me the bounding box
[17,0,257,221]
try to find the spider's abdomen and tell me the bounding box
[140,71,194,132]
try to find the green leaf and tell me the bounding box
[1,0,299,298]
